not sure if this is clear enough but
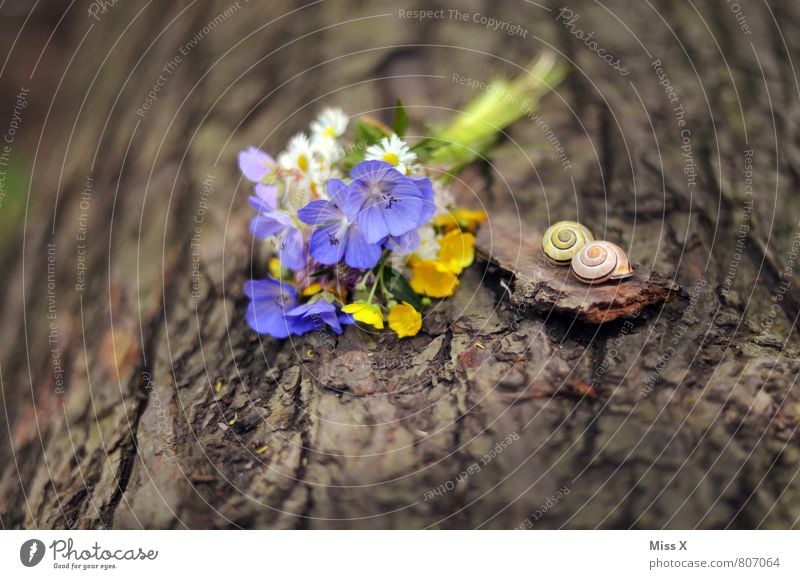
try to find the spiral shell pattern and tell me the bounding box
[541,221,594,265]
[571,241,633,284]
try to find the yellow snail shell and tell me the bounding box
[541,221,594,266]
[571,241,634,284]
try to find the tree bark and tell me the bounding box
[1,0,799,529]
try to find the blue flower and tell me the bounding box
[244,278,297,338]
[249,195,307,271]
[286,299,353,336]
[347,160,434,243]
[248,183,278,213]
[238,147,275,182]
[409,175,436,224]
[297,178,382,269]
[384,229,421,254]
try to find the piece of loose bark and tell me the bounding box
[475,217,679,324]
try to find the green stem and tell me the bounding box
[367,261,385,304]
[426,51,569,173]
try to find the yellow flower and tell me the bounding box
[433,208,487,232]
[388,302,422,338]
[301,282,323,297]
[438,229,475,274]
[410,260,459,298]
[342,301,384,329]
[268,257,283,279]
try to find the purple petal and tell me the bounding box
[344,225,382,269]
[286,301,343,335]
[239,147,275,182]
[386,177,425,202]
[285,304,318,335]
[349,159,396,182]
[341,180,370,221]
[339,183,368,221]
[288,317,316,336]
[361,189,423,238]
[320,310,343,334]
[298,199,343,225]
[308,223,347,265]
[411,177,436,226]
[244,278,292,300]
[246,299,293,338]
[277,227,307,271]
[386,230,420,254]
[357,203,390,244]
[387,198,424,236]
[249,211,292,239]
[326,178,348,204]
[244,278,296,338]
[248,184,278,212]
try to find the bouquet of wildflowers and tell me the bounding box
[239,53,566,340]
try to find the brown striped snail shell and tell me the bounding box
[541,221,595,266]
[571,241,634,284]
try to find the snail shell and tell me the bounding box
[542,221,594,266]
[571,241,634,284]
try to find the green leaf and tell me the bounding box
[342,121,386,169]
[355,121,385,147]
[392,99,409,137]
[382,267,423,311]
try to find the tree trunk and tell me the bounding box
[1,0,799,529]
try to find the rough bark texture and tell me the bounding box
[1,0,800,529]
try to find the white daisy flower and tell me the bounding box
[310,107,348,139]
[278,133,314,174]
[305,163,341,200]
[278,132,343,199]
[310,133,344,165]
[365,133,418,175]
